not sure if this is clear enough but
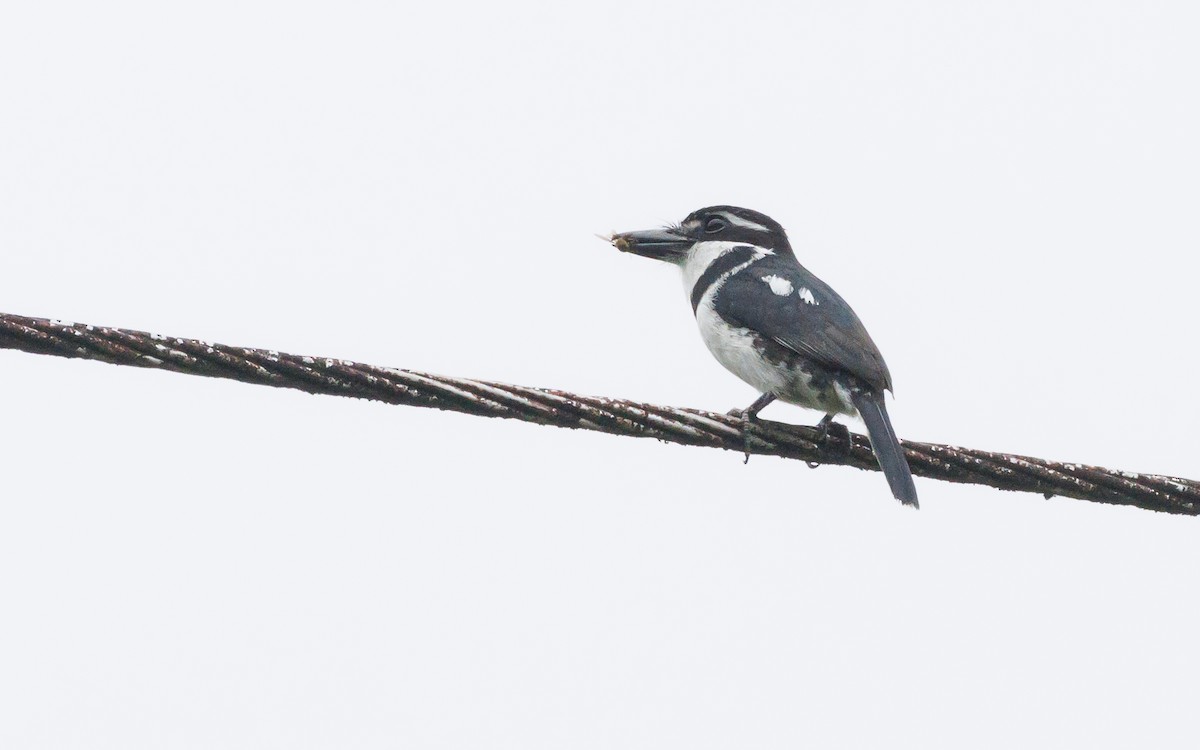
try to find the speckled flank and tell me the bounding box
[798,287,818,305]
[692,269,856,417]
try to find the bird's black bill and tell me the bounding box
[610,228,692,262]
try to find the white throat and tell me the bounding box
[677,241,774,301]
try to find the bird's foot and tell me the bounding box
[729,394,776,465]
[727,407,756,464]
[806,415,852,469]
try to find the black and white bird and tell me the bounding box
[609,206,918,507]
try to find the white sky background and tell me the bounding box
[2,1,1198,747]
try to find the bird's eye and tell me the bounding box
[704,218,727,233]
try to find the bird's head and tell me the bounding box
[608,206,792,263]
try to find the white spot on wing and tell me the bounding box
[761,274,793,296]
[798,287,818,305]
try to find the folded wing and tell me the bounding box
[713,256,894,393]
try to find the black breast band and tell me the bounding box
[690,245,761,313]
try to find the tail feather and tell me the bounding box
[849,391,919,508]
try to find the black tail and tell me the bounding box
[849,391,919,508]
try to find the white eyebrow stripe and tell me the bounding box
[717,211,770,233]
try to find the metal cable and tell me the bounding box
[2,311,1196,515]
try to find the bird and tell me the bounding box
[608,205,918,507]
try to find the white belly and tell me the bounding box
[695,302,791,395]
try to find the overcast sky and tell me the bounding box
[2,2,1199,748]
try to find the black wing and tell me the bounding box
[713,255,893,393]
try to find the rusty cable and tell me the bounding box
[1,311,1196,515]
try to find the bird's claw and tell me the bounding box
[730,394,777,465]
[727,408,759,464]
[808,416,852,468]
[732,408,754,464]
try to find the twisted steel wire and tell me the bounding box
[2,311,1196,515]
